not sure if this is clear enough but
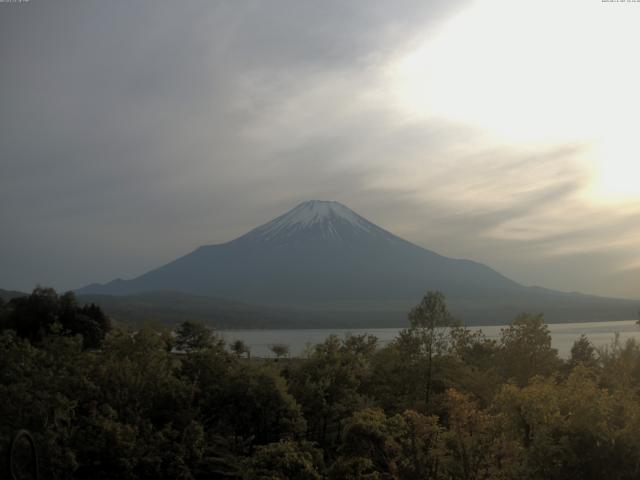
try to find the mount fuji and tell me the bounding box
[78,200,637,325]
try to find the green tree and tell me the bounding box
[2,287,111,349]
[443,388,516,480]
[450,326,498,370]
[94,327,190,426]
[342,333,378,357]
[270,343,290,360]
[287,335,372,447]
[493,364,640,479]
[0,330,89,478]
[569,334,597,369]
[406,291,458,407]
[330,407,445,480]
[230,339,251,359]
[5,286,60,343]
[242,440,323,480]
[447,327,502,404]
[174,320,220,352]
[597,335,640,393]
[181,348,305,448]
[77,302,112,347]
[498,313,560,385]
[0,296,7,329]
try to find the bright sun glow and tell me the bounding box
[389,0,640,200]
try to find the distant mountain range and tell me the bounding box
[75,200,639,327]
[0,288,27,302]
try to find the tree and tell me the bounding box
[192,361,305,446]
[443,388,515,480]
[230,339,250,359]
[287,335,370,447]
[498,313,560,386]
[597,335,640,391]
[406,291,458,407]
[96,327,190,427]
[0,296,9,331]
[569,334,597,369]
[5,286,60,343]
[242,440,323,480]
[450,326,498,370]
[270,343,290,360]
[494,366,640,480]
[342,333,378,357]
[3,287,111,349]
[78,302,112,344]
[446,327,502,404]
[330,408,445,479]
[174,320,220,352]
[369,339,421,413]
[386,409,445,479]
[0,330,89,478]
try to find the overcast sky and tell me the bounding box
[1,0,639,299]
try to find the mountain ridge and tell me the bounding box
[77,200,638,325]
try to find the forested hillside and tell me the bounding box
[2,288,640,479]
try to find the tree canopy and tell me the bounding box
[2,288,640,479]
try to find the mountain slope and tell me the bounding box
[75,291,323,329]
[78,200,638,324]
[0,288,28,302]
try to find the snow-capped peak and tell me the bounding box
[278,201,367,228]
[246,200,385,243]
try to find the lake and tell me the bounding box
[220,320,640,358]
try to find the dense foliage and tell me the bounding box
[2,289,640,479]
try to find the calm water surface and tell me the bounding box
[221,320,640,358]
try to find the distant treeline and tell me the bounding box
[2,288,640,479]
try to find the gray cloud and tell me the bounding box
[1,0,639,300]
